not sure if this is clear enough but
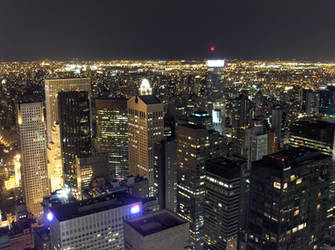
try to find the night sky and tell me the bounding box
[0,0,335,61]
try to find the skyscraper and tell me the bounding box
[271,105,288,149]
[18,102,50,217]
[204,157,244,250]
[207,59,225,103]
[247,148,331,249]
[127,95,164,196]
[232,91,250,133]
[75,153,109,198]
[44,78,91,141]
[95,97,128,179]
[245,124,268,169]
[176,124,225,249]
[153,138,177,212]
[58,91,91,193]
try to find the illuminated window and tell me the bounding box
[296,178,302,184]
[273,181,281,189]
[283,183,288,189]
[290,175,296,181]
[294,210,299,216]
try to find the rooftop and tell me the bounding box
[125,210,186,237]
[49,191,141,222]
[138,95,161,104]
[254,147,330,171]
[206,157,244,180]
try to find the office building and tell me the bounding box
[231,91,250,132]
[245,125,268,169]
[95,97,128,179]
[212,98,225,135]
[44,78,91,141]
[153,138,177,212]
[124,209,190,250]
[18,102,50,217]
[271,105,288,149]
[207,59,225,103]
[289,119,335,158]
[127,95,164,196]
[305,90,320,115]
[49,192,142,250]
[247,148,331,249]
[58,91,92,193]
[76,153,109,198]
[33,226,51,250]
[176,124,225,249]
[46,124,64,192]
[204,157,243,250]
[9,218,36,250]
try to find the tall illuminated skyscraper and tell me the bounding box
[58,91,91,193]
[127,95,164,196]
[204,157,243,250]
[95,97,128,179]
[18,102,50,217]
[44,78,91,192]
[176,124,225,249]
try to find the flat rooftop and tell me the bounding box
[50,191,141,222]
[138,95,161,104]
[255,147,329,171]
[125,210,186,236]
[206,157,244,179]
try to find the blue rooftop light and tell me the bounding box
[47,211,54,222]
[130,205,140,214]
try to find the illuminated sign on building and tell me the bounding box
[207,60,225,68]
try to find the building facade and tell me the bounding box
[44,78,91,141]
[58,91,92,193]
[127,96,164,196]
[95,97,128,179]
[18,102,50,217]
[153,138,177,212]
[49,192,142,250]
[176,124,225,249]
[204,157,243,250]
[247,148,331,249]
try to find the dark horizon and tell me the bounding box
[1,0,334,61]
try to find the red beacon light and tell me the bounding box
[210,46,215,52]
[281,158,285,163]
